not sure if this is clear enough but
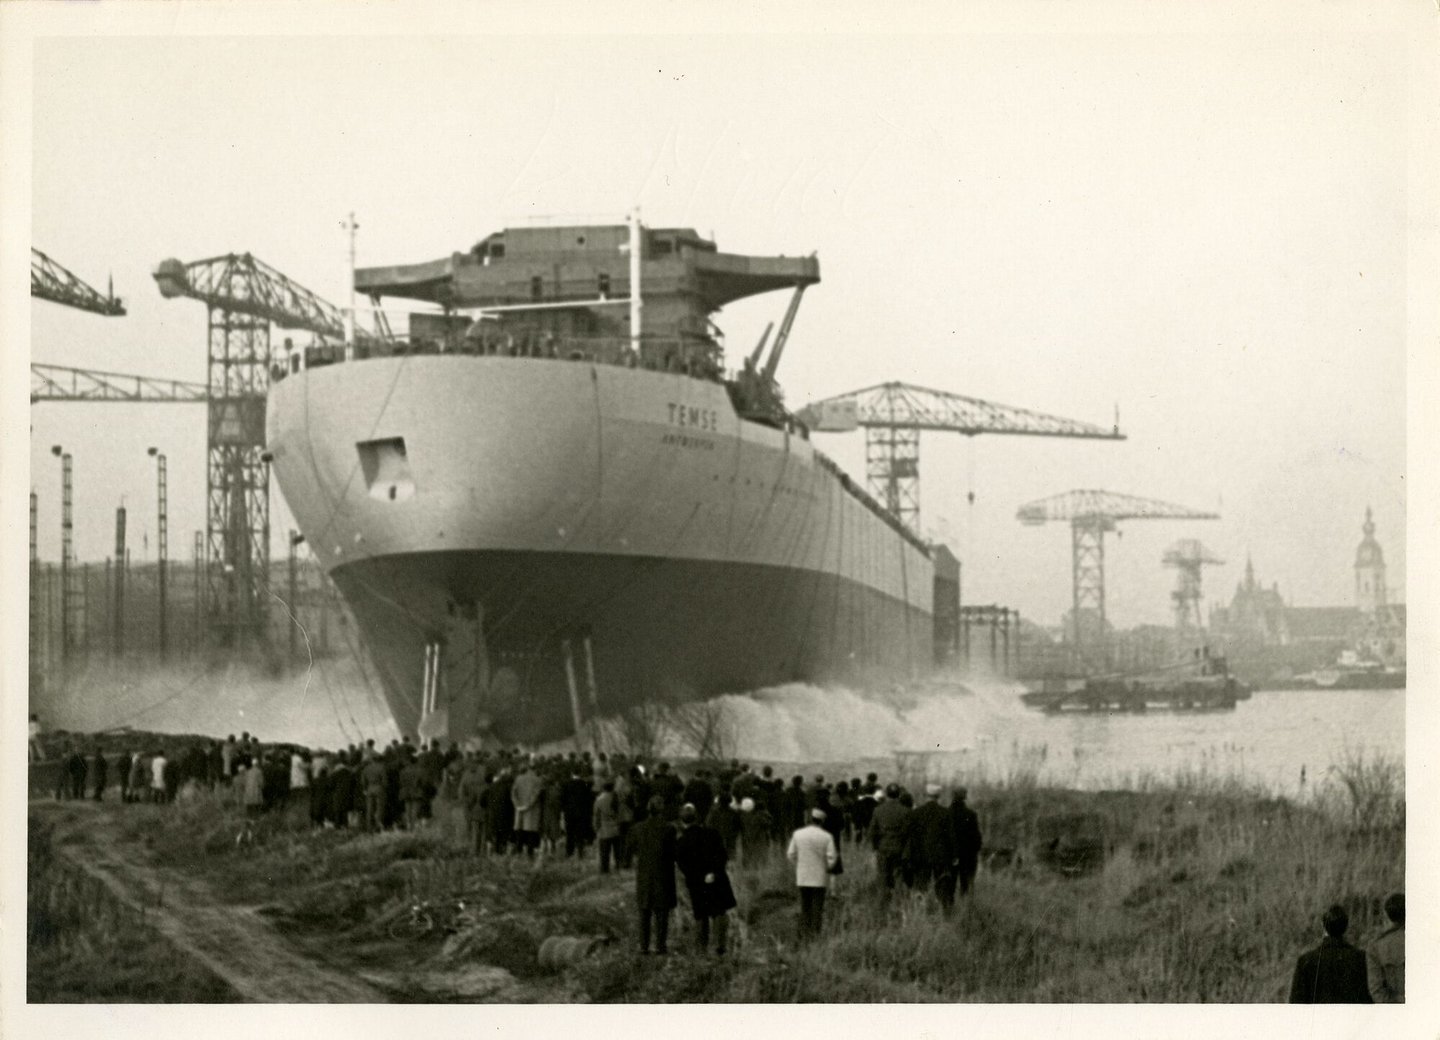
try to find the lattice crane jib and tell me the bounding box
[1017,490,1219,667]
[31,248,126,316]
[29,364,208,403]
[800,381,1123,531]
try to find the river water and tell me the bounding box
[713,679,1405,797]
[46,661,1404,799]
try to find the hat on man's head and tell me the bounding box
[1384,892,1405,925]
[811,808,827,822]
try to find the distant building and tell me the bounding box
[1209,508,1404,679]
[1354,506,1387,614]
[1212,556,1291,653]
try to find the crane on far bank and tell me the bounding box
[1164,539,1225,636]
[796,381,1124,531]
[1017,489,1219,667]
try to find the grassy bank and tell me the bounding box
[27,815,240,1002]
[29,755,1402,1002]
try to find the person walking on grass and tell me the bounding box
[675,803,738,955]
[562,767,596,858]
[66,746,87,800]
[592,780,622,873]
[787,807,838,943]
[869,784,911,895]
[221,734,238,783]
[1368,893,1404,1003]
[706,793,741,860]
[29,714,45,763]
[949,786,983,897]
[150,748,169,804]
[361,753,387,832]
[1289,904,1372,1003]
[399,752,426,830]
[116,749,133,803]
[89,747,109,802]
[238,758,267,846]
[511,760,544,858]
[738,796,773,868]
[289,750,310,807]
[908,784,958,914]
[127,751,147,804]
[539,769,564,858]
[460,761,489,856]
[632,795,678,955]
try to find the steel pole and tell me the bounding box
[114,506,126,656]
[59,452,73,662]
[80,563,91,654]
[287,531,299,663]
[193,530,204,651]
[156,453,168,659]
[29,492,41,696]
[628,209,643,356]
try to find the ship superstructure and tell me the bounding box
[266,219,945,745]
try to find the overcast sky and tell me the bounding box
[22,20,1418,629]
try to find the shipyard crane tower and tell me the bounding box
[31,247,126,316]
[1017,490,1219,667]
[1163,539,1224,635]
[152,253,361,645]
[796,382,1123,530]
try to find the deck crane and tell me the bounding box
[146,252,370,645]
[796,382,1123,530]
[31,247,126,316]
[1016,489,1219,666]
[1163,539,1225,636]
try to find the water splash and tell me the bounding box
[33,654,399,751]
[711,674,1026,761]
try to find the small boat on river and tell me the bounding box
[1021,648,1250,713]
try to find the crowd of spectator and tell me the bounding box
[35,728,1403,998]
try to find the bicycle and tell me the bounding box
[387,897,485,940]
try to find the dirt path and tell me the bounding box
[33,801,388,1003]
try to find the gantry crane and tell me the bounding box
[31,247,126,316]
[1163,539,1224,635]
[1017,489,1219,666]
[150,252,369,646]
[796,382,1123,529]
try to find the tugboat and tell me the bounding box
[1022,647,1250,713]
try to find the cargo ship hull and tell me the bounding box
[268,355,934,745]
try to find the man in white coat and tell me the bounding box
[786,807,838,942]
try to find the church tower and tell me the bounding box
[1354,507,1386,614]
